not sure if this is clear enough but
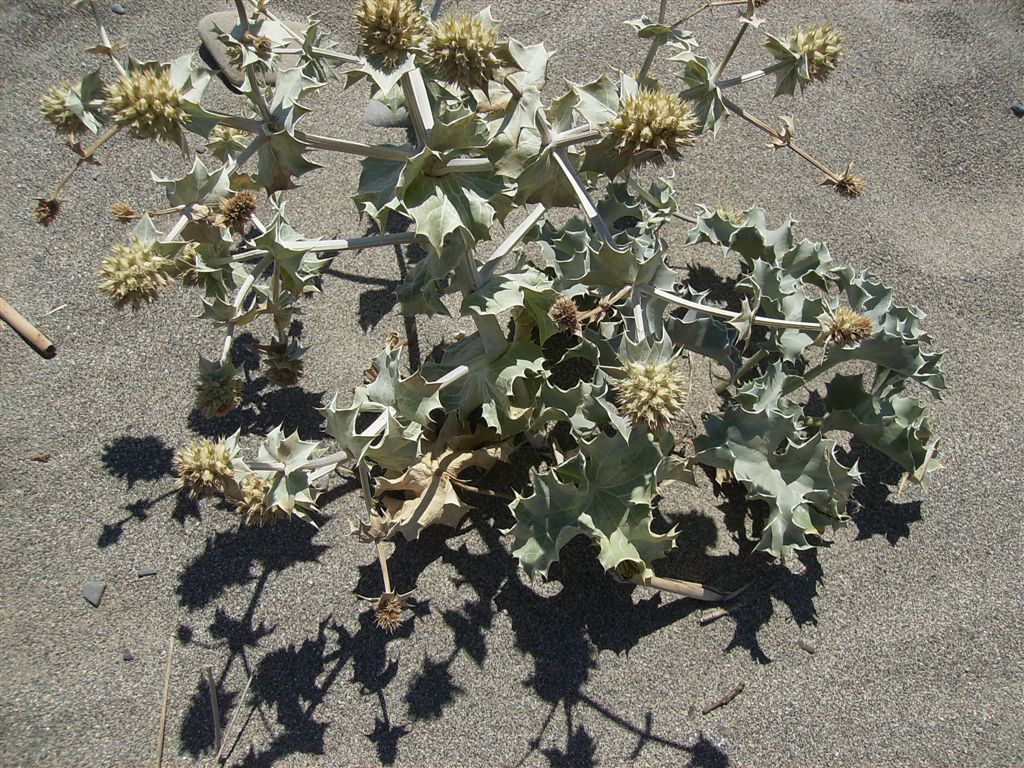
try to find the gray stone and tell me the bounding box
[122,648,133,661]
[1011,100,1024,118]
[194,144,206,154]
[111,3,125,14]
[82,581,105,608]
[363,100,412,129]
[198,12,308,88]
[136,567,156,578]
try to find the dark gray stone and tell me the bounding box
[122,648,133,662]
[363,100,412,129]
[82,581,105,607]
[111,3,125,14]
[136,567,156,578]
[1011,100,1024,118]
[194,144,206,154]
[198,12,308,87]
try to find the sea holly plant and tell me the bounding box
[37,0,944,632]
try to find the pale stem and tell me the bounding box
[549,126,602,149]
[644,286,823,331]
[219,333,234,367]
[301,450,350,470]
[375,539,393,594]
[631,286,647,343]
[712,19,750,81]
[401,69,434,147]
[296,131,413,162]
[677,61,790,102]
[206,112,265,133]
[721,96,842,182]
[432,364,470,387]
[274,47,361,63]
[781,358,836,396]
[550,147,625,252]
[233,0,273,121]
[716,348,767,393]
[433,157,494,176]
[637,0,670,85]
[164,214,189,242]
[89,2,126,76]
[283,232,418,252]
[479,203,546,282]
[49,124,122,198]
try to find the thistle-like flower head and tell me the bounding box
[374,592,407,633]
[828,307,874,345]
[606,89,698,163]
[234,474,286,526]
[196,359,243,418]
[550,296,581,335]
[260,339,305,387]
[110,201,136,223]
[215,191,258,233]
[355,0,426,69]
[788,24,843,83]
[32,197,62,227]
[615,357,687,432]
[173,438,234,498]
[426,13,501,90]
[104,66,186,142]
[40,82,81,137]
[207,125,249,160]
[98,236,173,309]
[828,165,867,198]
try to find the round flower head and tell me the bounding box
[173,438,234,498]
[234,474,287,526]
[32,197,62,227]
[606,89,698,164]
[195,363,243,418]
[261,340,305,387]
[374,592,407,633]
[214,191,258,234]
[549,296,581,335]
[207,125,249,160]
[98,237,173,309]
[828,307,874,346]
[355,0,426,69]
[110,201,136,223]
[615,357,687,432]
[788,24,843,83]
[104,66,186,142]
[40,82,81,137]
[426,13,501,90]
[828,164,866,198]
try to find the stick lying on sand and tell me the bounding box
[702,681,745,714]
[0,297,56,358]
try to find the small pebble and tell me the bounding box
[29,452,50,463]
[83,581,106,607]
[123,648,134,662]
[194,144,206,154]
[797,638,817,654]
[137,567,157,578]
[1011,100,1024,118]
[111,3,125,14]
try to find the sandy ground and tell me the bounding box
[1,1,1022,766]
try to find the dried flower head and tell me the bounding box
[261,340,305,387]
[374,592,407,633]
[172,242,200,285]
[426,13,501,90]
[98,237,173,309]
[828,307,874,345]
[214,191,258,233]
[714,205,747,226]
[615,358,686,432]
[207,125,249,160]
[40,82,81,137]
[788,24,843,82]
[355,0,426,69]
[234,474,286,526]
[173,438,234,497]
[104,66,186,141]
[827,165,867,198]
[110,201,136,223]
[32,197,62,226]
[606,89,698,163]
[550,296,581,335]
[196,363,243,418]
